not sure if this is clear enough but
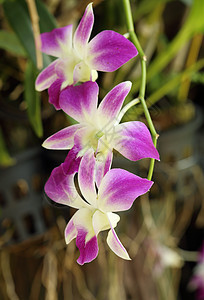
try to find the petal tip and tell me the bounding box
[87,2,93,10]
[41,141,46,148]
[154,149,160,161]
[35,78,43,92]
[123,80,132,91]
[42,140,50,149]
[125,254,131,261]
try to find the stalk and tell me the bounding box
[122,0,158,180]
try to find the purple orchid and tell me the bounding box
[189,243,204,300]
[45,148,153,265]
[42,81,159,187]
[35,3,138,109]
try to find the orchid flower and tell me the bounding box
[35,3,138,109]
[189,243,204,300]
[42,81,159,187]
[45,148,153,265]
[151,242,183,277]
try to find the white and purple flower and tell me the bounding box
[45,148,153,265]
[189,243,204,300]
[35,3,138,109]
[42,81,159,187]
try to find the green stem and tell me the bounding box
[122,0,158,180]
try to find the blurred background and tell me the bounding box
[0,0,204,299]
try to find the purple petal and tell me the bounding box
[95,147,113,188]
[113,122,160,161]
[78,149,97,206]
[42,124,83,150]
[98,81,131,124]
[76,230,98,265]
[48,78,64,110]
[189,275,204,294]
[98,168,153,212]
[74,208,98,265]
[88,30,138,72]
[197,288,204,300]
[76,232,98,265]
[107,221,130,260]
[73,3,94,57]
[35,59,59,91]
[40,25,73,57]
[44,147,85,208]
[59,81,98,122]
[65,215,77,244]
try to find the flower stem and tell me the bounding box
[122,0,158,180]
[115,98,140,125]
[26,0,43,69]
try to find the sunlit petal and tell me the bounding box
[98,168,153,212]
[78,149,97,206]
[44,147,86,209]
[42,124,83,150]
[40,25,73,57]
[107,220,130,260]
[74,208,98,265]
[65,214,77,244]
[113,121,160,161]
[48,78,64,110]
[59,81,98,122]
[73,3,94,58]
[88,30,138,72]
[35,59,59,91]
[98,81,132,125]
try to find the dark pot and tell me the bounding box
[0,147,66,245]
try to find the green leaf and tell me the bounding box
[24,61,43,138]
[180,0,193,5]
[0,128,15,167]
[192,72,204,84]
[132,0,204,94]
[35,0,57,32]
[3,0,56,67]
[0,30,26,56]
[134,0,172,20]
[3,0,36,64]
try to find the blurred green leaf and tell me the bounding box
[149,0,204,74]
[192,72,204,84]
[141,59,204,115]
[3,0,56,67]
[132,0,204,94]
[24,61,43,138]
[180,0,193,5]
[134,0,172,20]
[3,0,36,64]
[0,30,26,56]
[35,0,57,32]
[0,128,15,167]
